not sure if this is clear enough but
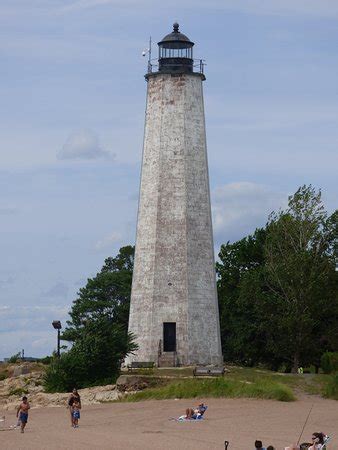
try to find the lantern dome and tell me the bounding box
[157,23,194,74]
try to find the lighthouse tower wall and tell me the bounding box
[127,72,222,366]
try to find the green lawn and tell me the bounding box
[121,376,295,402]
[119,365,337,402]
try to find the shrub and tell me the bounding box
[323,374,338,400]
[8,387,28,397]
[44,319,137,392]
[321,352,338,374]
[39,356,53,365]
[8,352,21,363]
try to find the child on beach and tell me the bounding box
[16,396,30,433]
[71,399,81,428]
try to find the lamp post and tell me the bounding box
[52,320,62,358]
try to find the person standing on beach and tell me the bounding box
[16,396,30,433]
[67,388,81,426]
[71,398,81,428]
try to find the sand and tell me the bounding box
[1,395,337,450]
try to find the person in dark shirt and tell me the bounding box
[71,399,81,428]
[67,388,81,426]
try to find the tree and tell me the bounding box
[44,317,137,391]
[216,228,270,365]
[44,246,136,391]
[63,245,134,342]
[217,186,337,371]
[265,185,337,372]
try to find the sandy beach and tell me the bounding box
[1,395,337,450]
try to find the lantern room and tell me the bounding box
[158,23,194,74]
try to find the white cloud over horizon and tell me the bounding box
[95,232,122,250]
[57,129,115,161]
[0,305,70,358]
[212,182,287,244]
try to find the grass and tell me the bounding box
[121,377,295,402]
[212,366,334,397]
[119,365,338,403]
[8,387,29,397]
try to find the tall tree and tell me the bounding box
[63,245,134,342]
[217,228,269,365]
[45,246,136,391]
[265,185,337,372]
[217,186,337,371]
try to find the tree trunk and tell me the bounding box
[291,350,299,373]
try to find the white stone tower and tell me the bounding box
[127,23,222,366]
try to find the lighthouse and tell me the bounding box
[127,23,222,366]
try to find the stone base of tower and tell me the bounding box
[125,340,223,368]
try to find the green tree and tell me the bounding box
[265,185,337,372]
[217,186,337,371]
[45,317,137,391]
[216,228,269,365]
[44,246,136,392]
[63,245,134,342]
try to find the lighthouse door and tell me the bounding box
[163,322,176,352]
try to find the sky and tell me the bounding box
[0,0,337,360]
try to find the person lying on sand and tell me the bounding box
[185,403,207,419]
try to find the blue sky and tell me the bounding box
[0,0,337,359]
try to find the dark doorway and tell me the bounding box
[163,322,176,352]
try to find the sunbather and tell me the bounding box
[185,403,207,419]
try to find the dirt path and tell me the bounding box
[1,396,337,450]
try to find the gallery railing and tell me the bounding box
[147,59,206,75]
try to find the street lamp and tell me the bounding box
[52,320,62,358]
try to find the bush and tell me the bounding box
[323,374,338,400]
[44,319,137,392]
[8,352,21,363]
[321,352,338,374]
[8,387,28,397]
[39,356,53,365]
[44,353,87,393]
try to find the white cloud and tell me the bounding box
[211,182,286,244]
[0,305,70,359]
[94,231,121,250]
[57,129,115,161]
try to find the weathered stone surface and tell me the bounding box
[127,72,222,366]
[116,375,156,392]
[12,365,30,377]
